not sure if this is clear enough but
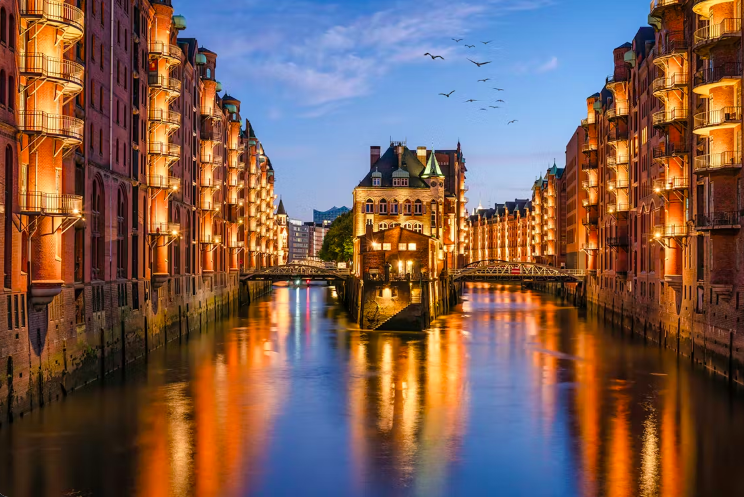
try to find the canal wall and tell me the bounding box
[337,277,460,331]
[533,276,744,385]
[0,277,272,428]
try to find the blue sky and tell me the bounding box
[176,0,651,220]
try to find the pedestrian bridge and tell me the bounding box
[452,260,585,282]
[241,263,350,282]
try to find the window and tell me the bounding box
[1,8,6,45]
[365,199,374,214]
[379,198,387,215]
[117,188,127,278]
[413,223,423,234]
[115,138,119,163]
[89,124,94,149]
[403,200,412,215]
[91,180,104,279]
[98,128,102,155]
[100,87,104,111]
[8,15,13,49]
[408,243,417,250]
[100,44,103,69]
[382,243,391,251]
[91,35,96,61]
[414,199,423,215]
[391,200,399,215]
[398,243,407,251]
[0,70,5,106]
[372,177,381,187]
[4,146,12,288]
[379,222,388,231]
[7,76,12,109]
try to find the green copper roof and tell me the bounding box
[421,150,444,178]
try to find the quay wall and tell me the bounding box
[0,277,272,428]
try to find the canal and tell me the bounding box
[2,283,744,496]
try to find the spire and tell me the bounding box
[277,198,287,216]
[421,150,444,178]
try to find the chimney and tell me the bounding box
[397,145,403,169]
[417,146,427,165]
[370,146,381,168]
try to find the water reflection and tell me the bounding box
[2,284,744,496]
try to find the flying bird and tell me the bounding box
[464,99,478,103]
[489,106,500,109]
[424,53,445,60]
[439,90,456,97]
[480,108,488,111]
[493,88,505,91]
[495,99,505,103]
[508,120,518,125]
[477,78,491,82]
[452,38,463,42]
[482,40,493,45]
[465,44,475,48]
[468,58,491,67]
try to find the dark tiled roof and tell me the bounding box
[199,46,216,55]
[358,145,429,189]
[277,199,287,216]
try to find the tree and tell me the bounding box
[318,211,353,262]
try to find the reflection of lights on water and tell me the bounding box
[640,410,659,497]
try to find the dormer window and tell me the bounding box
[392,178,409,187]
[373,177,381,187]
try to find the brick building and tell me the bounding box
[467,199,532,263]
[0,0,280,420]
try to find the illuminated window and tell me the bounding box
[379,222,388,230]
[413,223,423,234]
[365,199,374,213]
[408,243,417,250]
[372,177,381,187]
[403,200,412,215]
[391,200,399,215]
[379,198,387,214]
[398,243,407,251]
[382,243,391,251]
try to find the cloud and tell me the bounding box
[536,56,559,73]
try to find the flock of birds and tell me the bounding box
[424,38,518,125]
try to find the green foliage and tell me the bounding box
[319,211,354,262]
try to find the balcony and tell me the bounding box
[582,197,599,207]
[654,32,688,63]
[19,0,84,44]
[200,120,222,143]
[148,41,184,65]
[652,72,688,96]
[199,176,219,189]
[582,142,598,154]
[149,222,180,237]
[200,200,220,212]
[148,108,181,129]
[652,107,688,127]
[695,210,742,230]
[18,191,82,217]
[148,73,182,96]
[18,52,84,96]
[693,106,741,135]
[694,151,742,174]
[581,243,599,252]
[607,203,630,215]
[200,151,223,165]
[582,156,598,170]
[607,236,630,247]
[581,116,596,128]
[200,234,222,245]
[693,18,742,54]
[650,0,682,15]
[148,141,180,159]
[652,142,688,160]
[606,128,628,144]
[608,179,630,191]
[582,215,599,227]
[693,63,741,96]
[18,111,83,145]
[147,174,181,191]
[606,69,630,92]
[607,154,629,169]
[582,180,598,190]
[653,176,689,192]
[653,224,689,238]
[606,105,629,120]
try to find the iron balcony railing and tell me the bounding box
[694,63,742,89]
[201,234,222,244]
[653,107,688,126]
[606,67,630,86]
[148,73,182,94]
[581,116,595,127]
[607,128,629,142]
[582,180,599,189]
[607,154,629,168]
[200,120,222,142]
[147,174,181,190]
[581,243,598,252]
[18,191,82,216]
[694,151,742,172]
[200,151,223,165]
[582,197,599,207]
[582,142,598,153]
[149,41,184,63]
[652,142,687,159]
[199,176,219,189]
[148,141,181,158]
[695,210,742,229]
[200,200,219,212]
[18,52,84,89]
[607,236,630,247]
[654,224,689,238]
[582,215,599,226]
[19,0,84,37]
[606,105,629,120]
[652,72,689,93]
[18,111,84,143]
[653,176,689,191]
[148,108,181,127]
[694,106,742,130]
[654,31,688,58]
[650,0,682,15]
[694,18,742,49]
[149,222,180,236]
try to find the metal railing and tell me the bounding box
[650,0,682,14]
[655,31,688,57]
[607,154,629,168]
[148,108,181,126]
[149,41,184,63]
[581,116,595,127]
[200,120,222,141]
[200,201,219,211]
[653,176,689,191]
[652,142,687,159]
[606,105,629,120]
[607,128,629,142]
[654,224,689,237]
[148,73,182,93]
[695,211,741,228]
[694,151,742,172]
[147,175,181,190]
[652,72,688,93]
[148,141,181,158]
[652,107,688,126]
[694,106,741,130]
[582,180,598,189]
[18,191,82,216]
[694,63,742,89]
[582,143,598,153]
[607,236,630,247]
[694,18,741,48]
[18,52,84,88]
[150,222,180,236]
[18,111,84,142]
[19,0,84,35]
[201,234,222,244]
[200,151,223,165]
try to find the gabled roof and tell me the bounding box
[422,150,444,178]
[357,145,429,188]
[277,199,286,216]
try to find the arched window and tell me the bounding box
[4,145,12,288]
[391,199,399,215]
[404,223,412,230]
[115,138,119,163]
[403,200,412,215]
[206,68,211,79]
[414,199,423,215]
[365,199,374,214]
[379,222,388,231]
[7,76,13,109]
[91,178,104,279]
[0,70,6,107]
[117,187,127,279]
[8,15,14,49]
[413,223,423,234]
[430,201,437,235]
[379,198,388,215]
[1,8,7,45]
